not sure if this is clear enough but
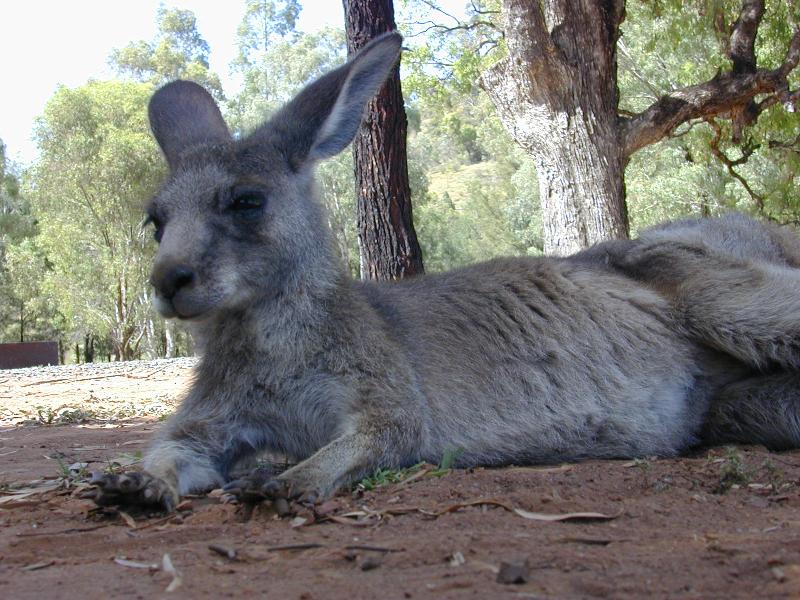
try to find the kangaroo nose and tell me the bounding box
[154,265,196,299]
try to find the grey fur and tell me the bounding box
[578,214,800,452]
[91,32,800,510]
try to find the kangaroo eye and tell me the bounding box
[143,213,164,243]
[229,188,266,212]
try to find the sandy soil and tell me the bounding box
[1,360,800,599]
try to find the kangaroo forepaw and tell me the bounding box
[224,466,319,511]
[223,466,288,502]
[86,471,176,512]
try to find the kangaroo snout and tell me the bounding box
[150,261,203,319]
[152,264,196,299]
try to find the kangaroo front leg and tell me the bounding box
[226,425,416,504]
[90,418,232,511]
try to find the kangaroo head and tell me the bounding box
[144,32,402,320]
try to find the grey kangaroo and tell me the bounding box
[90,32,800,511]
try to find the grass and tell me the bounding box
[55,456,89,481]
[21,402,174,427]
[103,451,143,475]
[356,463,426,492]
[355,447,465,493]
[761,459,786,494]
[714,447,751,494]
[33,405,99,426]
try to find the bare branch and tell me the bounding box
[707,119,765,211]
[618,39,663,100]
[476,38,500,56]
[470,0,500,16]
[418,0,461,26]
[406,18,501,37]
[780,27,800,75]
[623,69,785,156]
[768,132,800,151]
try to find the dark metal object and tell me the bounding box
[0,341,59,369]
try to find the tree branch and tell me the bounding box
[622,14,800,159]
[728,0,764,74]
[768,132,800,151]
[726,0,765,140]
[707,118,765,212]
[406,19,501,37]
[418,0,462,26]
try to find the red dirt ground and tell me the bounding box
[2,360,800,599]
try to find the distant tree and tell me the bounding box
[0,141,40,342]
[110,6,224,99]
[344,0,425,280]
[397,1,541,270]
[227,0,344,134]
[234,0,301,58]
[29,81,164,360]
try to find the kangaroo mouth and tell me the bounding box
[152,291,215,321]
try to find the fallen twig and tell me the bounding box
[344,545,404,553]
[127,364,171,379]
[265,543,324,552]
[322,497,619,525]
[16,524,111,537]
[21,560,55,571]
[21,372,123,387]
[162,554,182,592]
[114,557,158,570]
[130,514,176,530]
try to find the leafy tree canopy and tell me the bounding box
[110,6,224,100]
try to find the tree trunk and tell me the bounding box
[481,0,629,255]
[165,323,175,358]
[343,0,425,280]
[83,333,95,363]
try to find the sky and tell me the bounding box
[0,1,346,167]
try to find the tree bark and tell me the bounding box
[482,0,629,255]
[343,0,425,280]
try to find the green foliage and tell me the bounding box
[400,0,504,95]
[621,0,800,229]
[416,158,540,270]
[355,448,463,492]
[400,1,539,271]
[356,462,426,491]
[0,140,60,343]
[235,0,301,56]
[110,6,224,100]
[714,446,751,494]
[28,81,166,359]
[428,447,464,476]
[227,17,345,135]
[318,152,360,276]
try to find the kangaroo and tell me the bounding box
[90,33,800,511]
[576,214,800,450]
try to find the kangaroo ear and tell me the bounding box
[148,80,231,169]
[253,31,402,169]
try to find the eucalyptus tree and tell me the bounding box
[110,6,224,100]
[29,82,163,360]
